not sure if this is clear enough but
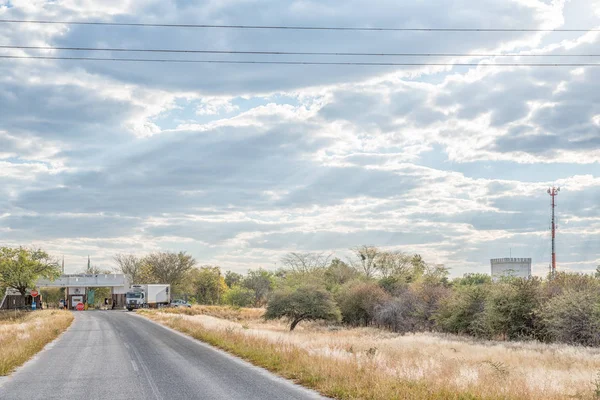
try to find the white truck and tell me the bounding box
[126,284,170,311]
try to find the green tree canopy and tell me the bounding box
[452,273,492,286]
[0,247,61,296]
[193,266,228,305]
[242,268,274,306]
[265,285,340,331]
[224,271,244,288]
[223,285,255,307]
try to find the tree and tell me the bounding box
[336,280,390,326]
[413,272,452,330]
[242,268,274,306]
[193,266,228,305]
[143,251,196,289]
[349,245,379,278]
[0,247,61,296]
[224,271,244,288]
[453,273,492,286]
[137,262,159,284]
[114,254,144,284]
[324,258,359,291]
[265,285,340,331]
[375,251,413,278]
[40,287,64,308]
[376,252,430,295]
[281,252,332,274]
[223,286,255,307]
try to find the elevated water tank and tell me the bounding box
[490,258,532,280]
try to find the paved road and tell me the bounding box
[0,311,325,400]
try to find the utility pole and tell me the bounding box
[547,186,560,277]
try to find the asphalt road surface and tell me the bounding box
[0,311,325,400]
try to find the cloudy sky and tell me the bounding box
[1,0,599,276]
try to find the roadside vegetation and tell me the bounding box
[0,310,73,375]
[131,247,600,399]
[140,305,600,399]
[125,247,600,347]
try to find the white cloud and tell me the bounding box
[1,0,599,275]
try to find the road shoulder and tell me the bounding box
[130,312,325,399]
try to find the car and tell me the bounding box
[169,299,191,308]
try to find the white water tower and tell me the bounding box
[490,258,532,281]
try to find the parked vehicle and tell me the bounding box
[126,284,170,311]
[169,299,191,308]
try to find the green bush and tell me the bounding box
[541,288,600,346]
[482,277,544,340]
[223,286,255,308]
[435,284,487,336]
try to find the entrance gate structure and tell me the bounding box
[35,274,130,310]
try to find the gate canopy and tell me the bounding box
[37,274,129,288]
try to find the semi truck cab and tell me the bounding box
[126,290,145,311]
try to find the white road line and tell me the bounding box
[130,344,162,400]
[130,360,138,372]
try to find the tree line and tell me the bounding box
[4,246,600,346]
[262,246,600,347]
[115,246,600,347]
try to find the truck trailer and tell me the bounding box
[126,284,170,311]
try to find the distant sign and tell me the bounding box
[76,302,84,311]
[31,301,36,311]
[30,290,39,297]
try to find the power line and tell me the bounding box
[0,19,599,32]
[2,55,600,66]
[2,45,599,58]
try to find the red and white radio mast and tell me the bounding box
[547,186,560,277]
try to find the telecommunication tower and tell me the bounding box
[547,186,560,277]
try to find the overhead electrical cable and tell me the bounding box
[0,19,598,32]
[1,45,598,58]
[1,55,600,67]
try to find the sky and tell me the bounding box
[1,0,599,276]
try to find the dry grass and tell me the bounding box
[0,310,74,375]
[161,305,265,321]
[140,306,600,399]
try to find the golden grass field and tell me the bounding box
[140,305,600,400]
[0,310,74,375]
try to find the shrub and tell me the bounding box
[336,281,390,326]
[223,286,255,308]
[374,289,423,334]
[264,285,340,331]
[541,288,600,346]
[483,277,544,340]
[435,284,487,336]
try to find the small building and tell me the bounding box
[490,258,532,281]
[0,288,42,310]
